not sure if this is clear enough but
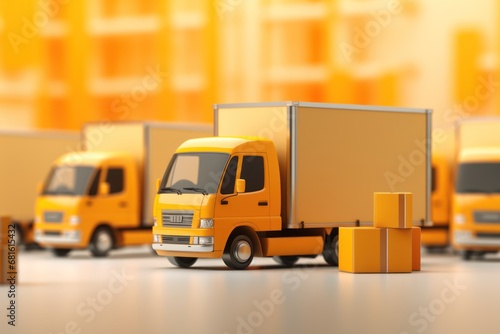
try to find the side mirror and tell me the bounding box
[37,182,43,194]
[156,178,161,192]
[99,182,110,196]
[236,179,246,193]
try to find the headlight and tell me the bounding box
[154,217,158,227]
[199,236,214,245]
[153,234,161,243]
[200,218,214,228]
[69,215,80,225]
[454,214,466,225]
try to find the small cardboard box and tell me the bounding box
[339,227,413,273]
[0,216,9,243]
[412,226,421,271]
[374,192,413,229]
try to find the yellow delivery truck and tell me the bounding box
[0,130,79,247]
[152,102,431,269]
[452,117,500,259]
[34,122,211,257]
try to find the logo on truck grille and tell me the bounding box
[169,215,183,223]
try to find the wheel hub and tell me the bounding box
[97,232,112,252]
[234,240,251,262]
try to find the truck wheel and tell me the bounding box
[323,232,339,266]
[462,250,474,260]
[53,248,71,257]
[167,256,198,268]
[89,227,114,257]
[14,223,23,247]
[223,234,254,270]
[273,256,299,267]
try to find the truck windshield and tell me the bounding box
[456,162,500,194]
[159,153,230,194]
[43,166,95,196]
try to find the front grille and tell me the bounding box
[161,210,194,227]
[161,235,190,245]
[45,231,61,236]
[474,211,500,223]
[44,211,63,223]
[477,233,500,238]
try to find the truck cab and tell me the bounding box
[153,137,282,269]
[34,151,138,257]
[452,148,500,259]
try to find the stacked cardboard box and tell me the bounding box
[1,216,8,283]
[339,193,421,273]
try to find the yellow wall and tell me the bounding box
[0,0,498,130]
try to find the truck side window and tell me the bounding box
[88,169,102,196]
[221,157,238,194]
[106,168,124,194]
[431,166,436,193]
[241,156,264,192]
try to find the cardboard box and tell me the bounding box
[374,192,413,229]
[339,227,413,273]
[0,246,3,283]
[0,216,17,284]
[0,216,9,243]
[412,227,421,271]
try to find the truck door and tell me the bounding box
[215,154,270,229]
[86,166,137,228]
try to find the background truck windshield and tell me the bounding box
[43,166,95,196]
[456,162,500,194]
[159,153,229,194]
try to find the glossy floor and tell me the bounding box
[1,247,499,334]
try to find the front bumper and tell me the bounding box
[454,230,500,247]
[34,230,81,245]
[152,243,213,252]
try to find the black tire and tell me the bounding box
[14,223,23,247]
[89,227,114,257]
[53,248,71,257]
[167,256,198,268]
[462,250,474,261]
[424,246,449,254]
[323,231,339,266]
[273,256,299,267]
[223,234,254,270]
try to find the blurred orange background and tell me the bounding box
[0,0,498,132]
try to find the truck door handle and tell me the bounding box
[258,201,268,206]
[119,201,128,208]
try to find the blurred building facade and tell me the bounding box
[0,0,498,130]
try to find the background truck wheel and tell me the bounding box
[14,223,23,248]
[53,248,71,257]
[167,256,198,268]
[223,234,254,270]
[273,256,299,267]
[89,227,114,257]
[461,250,474,260]
[323,231,339,266]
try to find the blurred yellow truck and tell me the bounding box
[34,122,211,257]
[452,117,500,259]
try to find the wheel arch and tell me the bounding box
[226,225,263,257]
[90,223,117,248]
